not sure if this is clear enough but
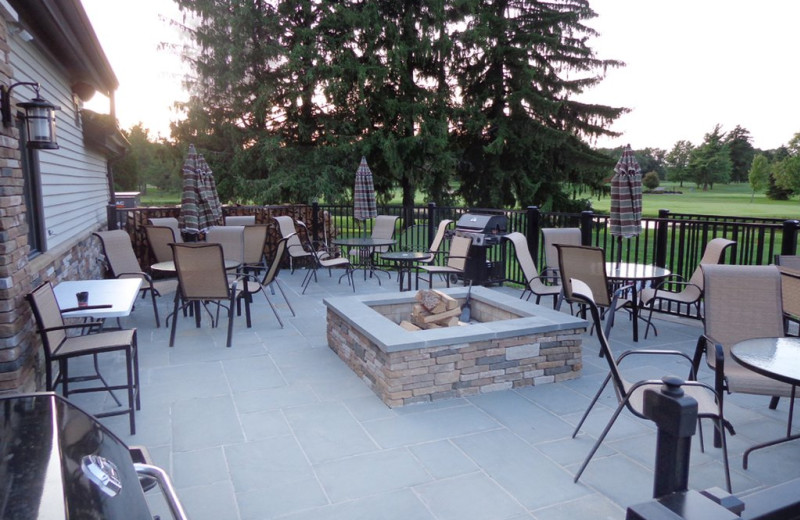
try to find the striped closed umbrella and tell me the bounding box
[609,145,642,239]
[353,156,377,222]
[180,144,223,234]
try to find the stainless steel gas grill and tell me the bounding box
[454,212,508,285]
[0,393,188,520]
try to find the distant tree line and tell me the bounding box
[161,0,626,212]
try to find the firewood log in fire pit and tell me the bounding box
[403,289,463,330]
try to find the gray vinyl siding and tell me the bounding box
[11,33,109,251]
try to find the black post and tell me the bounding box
[427,202,437,249]
[781,219,800,256]
[579,211,593,246]
[311,201,320,243]
[526,206,540,262]
[107,203,119,231]
[655,209,670,268]
[643,376,698,498]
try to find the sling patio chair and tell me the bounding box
[639,237,735,338]
[568,277,733,492]
[225,215,256,226]
[506,232,560,308]
[415,219,454,266]
[145,225,180,263]
[541,227,581,283]
[694,264,794,445]
[367,215,400,273]
[416,235,472,289]
[237,234,296,327]
[240,224,270,277]
[93,229,161,327]
[297,224,355,294]
[206,225,245,267]
[555,243,633,342]
[27,281,140,435]
[169,242,249,348]
[148,217,183,243]
[274,215,313,272]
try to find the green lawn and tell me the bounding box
[589,182,800,220]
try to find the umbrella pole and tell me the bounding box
[616,236,622,268]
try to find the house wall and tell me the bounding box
[0,7,107,393]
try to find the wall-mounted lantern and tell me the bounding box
[1,81,59,149]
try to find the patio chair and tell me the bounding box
[416,219,454,265]
[298,224,355,294]
[93,230,161,327]
[568,278,733,492]
[639,237,735,338]
[694,264,794,445]
[206,225,245,267]
[225,215,256,226]
[555,244,632,341]
[775,254,800,335]
[238,234,296,327]
[169,242,249,348]
[148,217,183,243]
[145,225,179,263]
[416,236,472,289]
[541,227,581,283]
[26,281,140,435]
[274,215,313,272]
[240,224,270,277]
[506,232,560,308]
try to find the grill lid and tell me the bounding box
[455,213,508,234]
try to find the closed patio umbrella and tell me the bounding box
[609,144,642,264]
[180,144,223,236]
[353,156,377,234]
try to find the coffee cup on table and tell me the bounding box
[76,291,89,308]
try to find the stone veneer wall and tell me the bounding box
[327,309,583,407]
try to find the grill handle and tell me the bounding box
[134,463,189,520]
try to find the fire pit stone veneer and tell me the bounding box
[324,286,587,407]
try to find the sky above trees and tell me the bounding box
[82,0,800,152]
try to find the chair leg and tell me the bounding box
[125,347,136,435]
[572,373,612,438]
[259,287,284,328]
[169,296,180,347]
[769,396,780,409]
[92,352,123,406]
[226,296,235,348]
[574,397,629,483]
[274,280,295,316]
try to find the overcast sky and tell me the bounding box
[82,0,800,151]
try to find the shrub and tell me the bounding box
[643,171,660,190]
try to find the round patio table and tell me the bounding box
[605,262,671,342]
[332,237,396,284]
[381,251,430,291]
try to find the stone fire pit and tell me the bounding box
[324,286,587,407]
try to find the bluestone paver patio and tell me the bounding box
[67,265,800,520]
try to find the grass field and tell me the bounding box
[589,182,800,220]
[139,182,800,220]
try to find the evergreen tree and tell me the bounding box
[665,140,694,187]
[688,125,731,190]
[450,0,625,209]
[724,125,755,183]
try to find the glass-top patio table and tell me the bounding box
[605,262,671,342]
[332,237,396,284]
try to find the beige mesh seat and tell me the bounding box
[169,243,248,348]
[238,234,296,326]
[148,217,183,243]
[555,244,633,341]
[93,230,161,327]
[541,227,581,282]
[568,278,732,492]
[225,215,256,226]
[416,236,472,289]
[274,215,312,272]
[640,238,735,338]
[298,224,354,294]
[145,225,180,263]
[506,232,560,308]
[26,282,140,435]
[416,219,454,265]
[241,224,270,276]
[206,226,245,266]
[694,264,794,431]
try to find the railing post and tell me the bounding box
[643,376,697,498]
[526,206,540,260]
[311,201,320,243]
[427,202,437,248]
[781,219,800,256]
[107,204,118,231]
[655,209,670,268]
[579,211,593,246]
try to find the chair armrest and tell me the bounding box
[60,304,113,313]
[617,348,697,379]
[115,271,153,283]
[38,321,106,333]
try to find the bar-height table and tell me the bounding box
[605,262,671,342]
[732,336,800,468]
[54,278,142,327]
